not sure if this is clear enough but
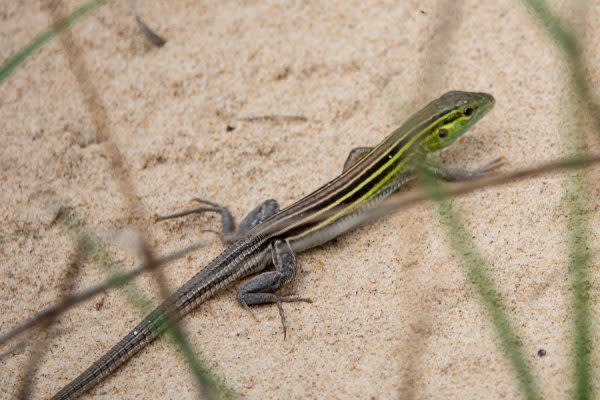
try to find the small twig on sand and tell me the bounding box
[127,0,166,47]
[238,114,308,123]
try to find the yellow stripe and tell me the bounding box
[292,108,459,237]
[256,102,460,240]
[295,125,432,236]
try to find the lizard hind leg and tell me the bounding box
[237,239,312,339]
[157,198,279,244]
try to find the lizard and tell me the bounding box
[51,90,499,399]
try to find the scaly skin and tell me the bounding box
[51,91,495,399]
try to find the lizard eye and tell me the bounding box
[438,128,449,139]
[464,107,474,117]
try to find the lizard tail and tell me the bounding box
[50,304,170,400]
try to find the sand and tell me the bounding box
[2,1,600,399]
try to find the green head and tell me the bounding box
[418,91,495,152]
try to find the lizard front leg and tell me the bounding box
[342,146,372,172]
[157,198,279,244]
[422,157,504,182]
[237,239,311,338]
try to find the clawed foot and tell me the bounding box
[240,301,259,322]
[274,296,313,340]
[422,156,506,182]
[156,198,237,243]
[242,295,312,340]
[473,156,505,177]
[155,198,222,222]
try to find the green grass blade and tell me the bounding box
[56,206,235,399]
[522,1,596,398]
[523,0,600,132]
[419,169,541,400]
[0,0,111,84]
[566,169,593,400]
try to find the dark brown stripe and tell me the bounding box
[252,102,457,239]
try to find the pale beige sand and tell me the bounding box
[2,1,600,399]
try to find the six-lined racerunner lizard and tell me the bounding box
[51,90,499,399]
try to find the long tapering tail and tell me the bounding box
[51,304,170,400]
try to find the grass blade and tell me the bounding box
[420,169,541,400]
[566,168,593,400]
[0,0,110,84]
[522,1,596,398]
[55,206,234,399]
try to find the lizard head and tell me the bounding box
[419,91,495,153]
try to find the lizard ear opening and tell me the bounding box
[438,128,449,139]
